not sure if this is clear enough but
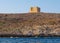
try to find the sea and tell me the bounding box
[0,37,60,43]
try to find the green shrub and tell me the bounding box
[0,22,6,26]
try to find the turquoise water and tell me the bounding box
[0,37,60,43]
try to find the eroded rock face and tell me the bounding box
[19,25,60,35]
[0,24,60,36]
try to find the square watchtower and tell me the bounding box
[30,7,40,13]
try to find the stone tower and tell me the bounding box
[30,7,40,13]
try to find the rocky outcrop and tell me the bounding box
[0,13,60,37]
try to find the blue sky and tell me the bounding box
[0,0,60,13]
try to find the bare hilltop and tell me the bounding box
[0,12,60,37]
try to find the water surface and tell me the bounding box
[0,37,60,43]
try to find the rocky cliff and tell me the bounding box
[0,12,60,37]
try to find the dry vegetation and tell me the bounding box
[0,12,60,36]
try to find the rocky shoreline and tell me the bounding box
[0,34,60,37]
[0,24,60,37]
